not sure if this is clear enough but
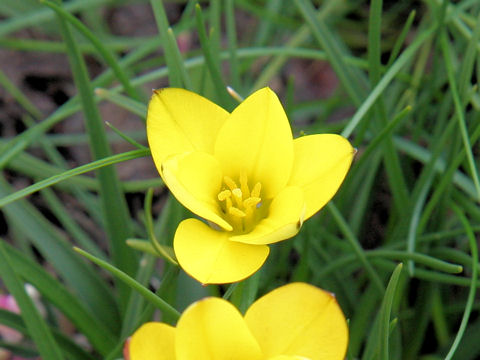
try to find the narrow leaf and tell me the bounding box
[0,240,64,360]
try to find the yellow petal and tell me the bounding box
[174,218,269,284]
[176,297,263,360]
[268,356,312,360]
[214,87,294,199]
[245,283,348,360]
[288,134,354,220]
[147,88,229,172]
[162,151,232,231]
[129,322,175,360]
[229,186,305,245]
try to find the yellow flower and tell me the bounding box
[129,283,348,360]
[147,88,354,284]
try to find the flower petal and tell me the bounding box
[245,283,348,360]
[268,356,312,360]
[229,186,305,245]
[174,218,269,284]
[288,134,354,220]
[147,88,229,170]
[214,87,294,199]
[129,322,175,360]
[162,151,232,231]
[176,297,263,360]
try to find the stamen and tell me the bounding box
[223,176,237,191]
[251,182,261,198]
[225,196,233,211]
[243,197,261,208]
[239,171,250,198]
[217,189,231,201]
[229,207,246,217]
[217,173,263,232]
[232,188,242,199]
[231,188,243,208]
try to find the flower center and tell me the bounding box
[217,172,262,233]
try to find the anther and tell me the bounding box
[223,176,237,191]
[251,182,261,198]
[243,197,261,208]
[231,188,243,208]
[239,171,250,198]
[229,207,246,218]
[217,190,231,201]
[232,188,242,199]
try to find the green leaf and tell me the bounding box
[386,10,416,68]
[40,0,141,101]
[144,188,178,265]
[55,5,137,308]
[0,149,149,208]
[104,121,148,151]
[0,309,94,360]
[225,0,240,89]
[294,0,365,106]
[127,238,175,260]
[0,177,120,331]
[341,25,436,138]
[0,0,112,37]
[0,239,64,360]
[326,202,385,295]
[166,27,194,91]
[2,241,116,355]
[95,88,147,119]
[195,4,236,110]
[440,30,480,201]
[74,247,180,321]
[0,69,42,119]
[149,0,183,88]
[444,204,478,360]
[380,264,403,360]
[120,253,156,338]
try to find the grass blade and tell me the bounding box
[95,88,147,119]
[444,204,478,360]
[225,0,240,90]
[55,3,137,295]
[386,10,416,68]
[104,122,148,151]
[0,149,149,208]
[2,241,116,355]
[150,0,182,87]
[40,0,141,101]
[0,0,111,37]
[0,239,64,360]
[379,263,403,360]
[74,247,180,322]
[440,31,480,201]
[294,0,365,106]
[0,69,42,119]
[326,202,385,294]
[144,188,178,265]
[166,27,193,90]
[0,309,94,360]
[195,4,236,110]
[341,26,436,138]
[0,177,120,330]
